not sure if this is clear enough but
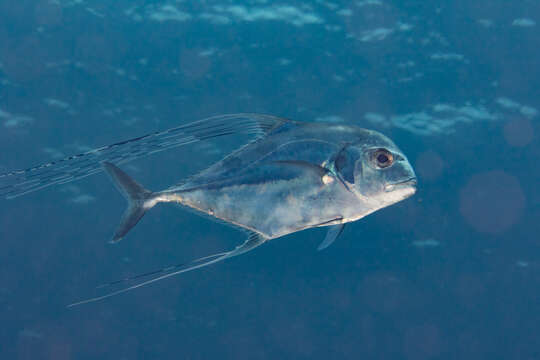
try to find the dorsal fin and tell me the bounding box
[1,114,292,199]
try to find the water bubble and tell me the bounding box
[503,118,534,147]
[416,150,444,181]
[459,171,525,234]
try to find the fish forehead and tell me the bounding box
[276,122,375,145]
[229,122,387,162]
[231,122,359,162]
[271,122,402,154]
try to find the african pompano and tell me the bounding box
[0,114,417,305]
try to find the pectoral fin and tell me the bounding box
[271,160,329,177]
[317,224,345,251]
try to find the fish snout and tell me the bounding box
[384,177,417,192]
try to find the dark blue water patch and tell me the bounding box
[1,0,540,359]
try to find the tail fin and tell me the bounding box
[103,162,156,243]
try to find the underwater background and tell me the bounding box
[1,0,539,359]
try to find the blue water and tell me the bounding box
[1,1,539,359]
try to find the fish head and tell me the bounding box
[331,130,417,208]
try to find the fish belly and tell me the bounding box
[173,180,341,239]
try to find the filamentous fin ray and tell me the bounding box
[95,251,230,289]
[67,231,266,308]
[1,114,290,199]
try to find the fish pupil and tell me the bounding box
[377,153,389,164]
[372,149,394,168]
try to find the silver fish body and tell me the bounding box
[1,114,417,306]
[158,121,416,239]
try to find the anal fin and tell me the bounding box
[67,231,267,307]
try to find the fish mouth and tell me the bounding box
[385,177,417,192]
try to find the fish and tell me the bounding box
[0,114,417,306]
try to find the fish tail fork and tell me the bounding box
[103,162,158,243]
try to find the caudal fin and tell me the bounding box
[103,162,156,243]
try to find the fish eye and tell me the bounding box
[371,148,394,169]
